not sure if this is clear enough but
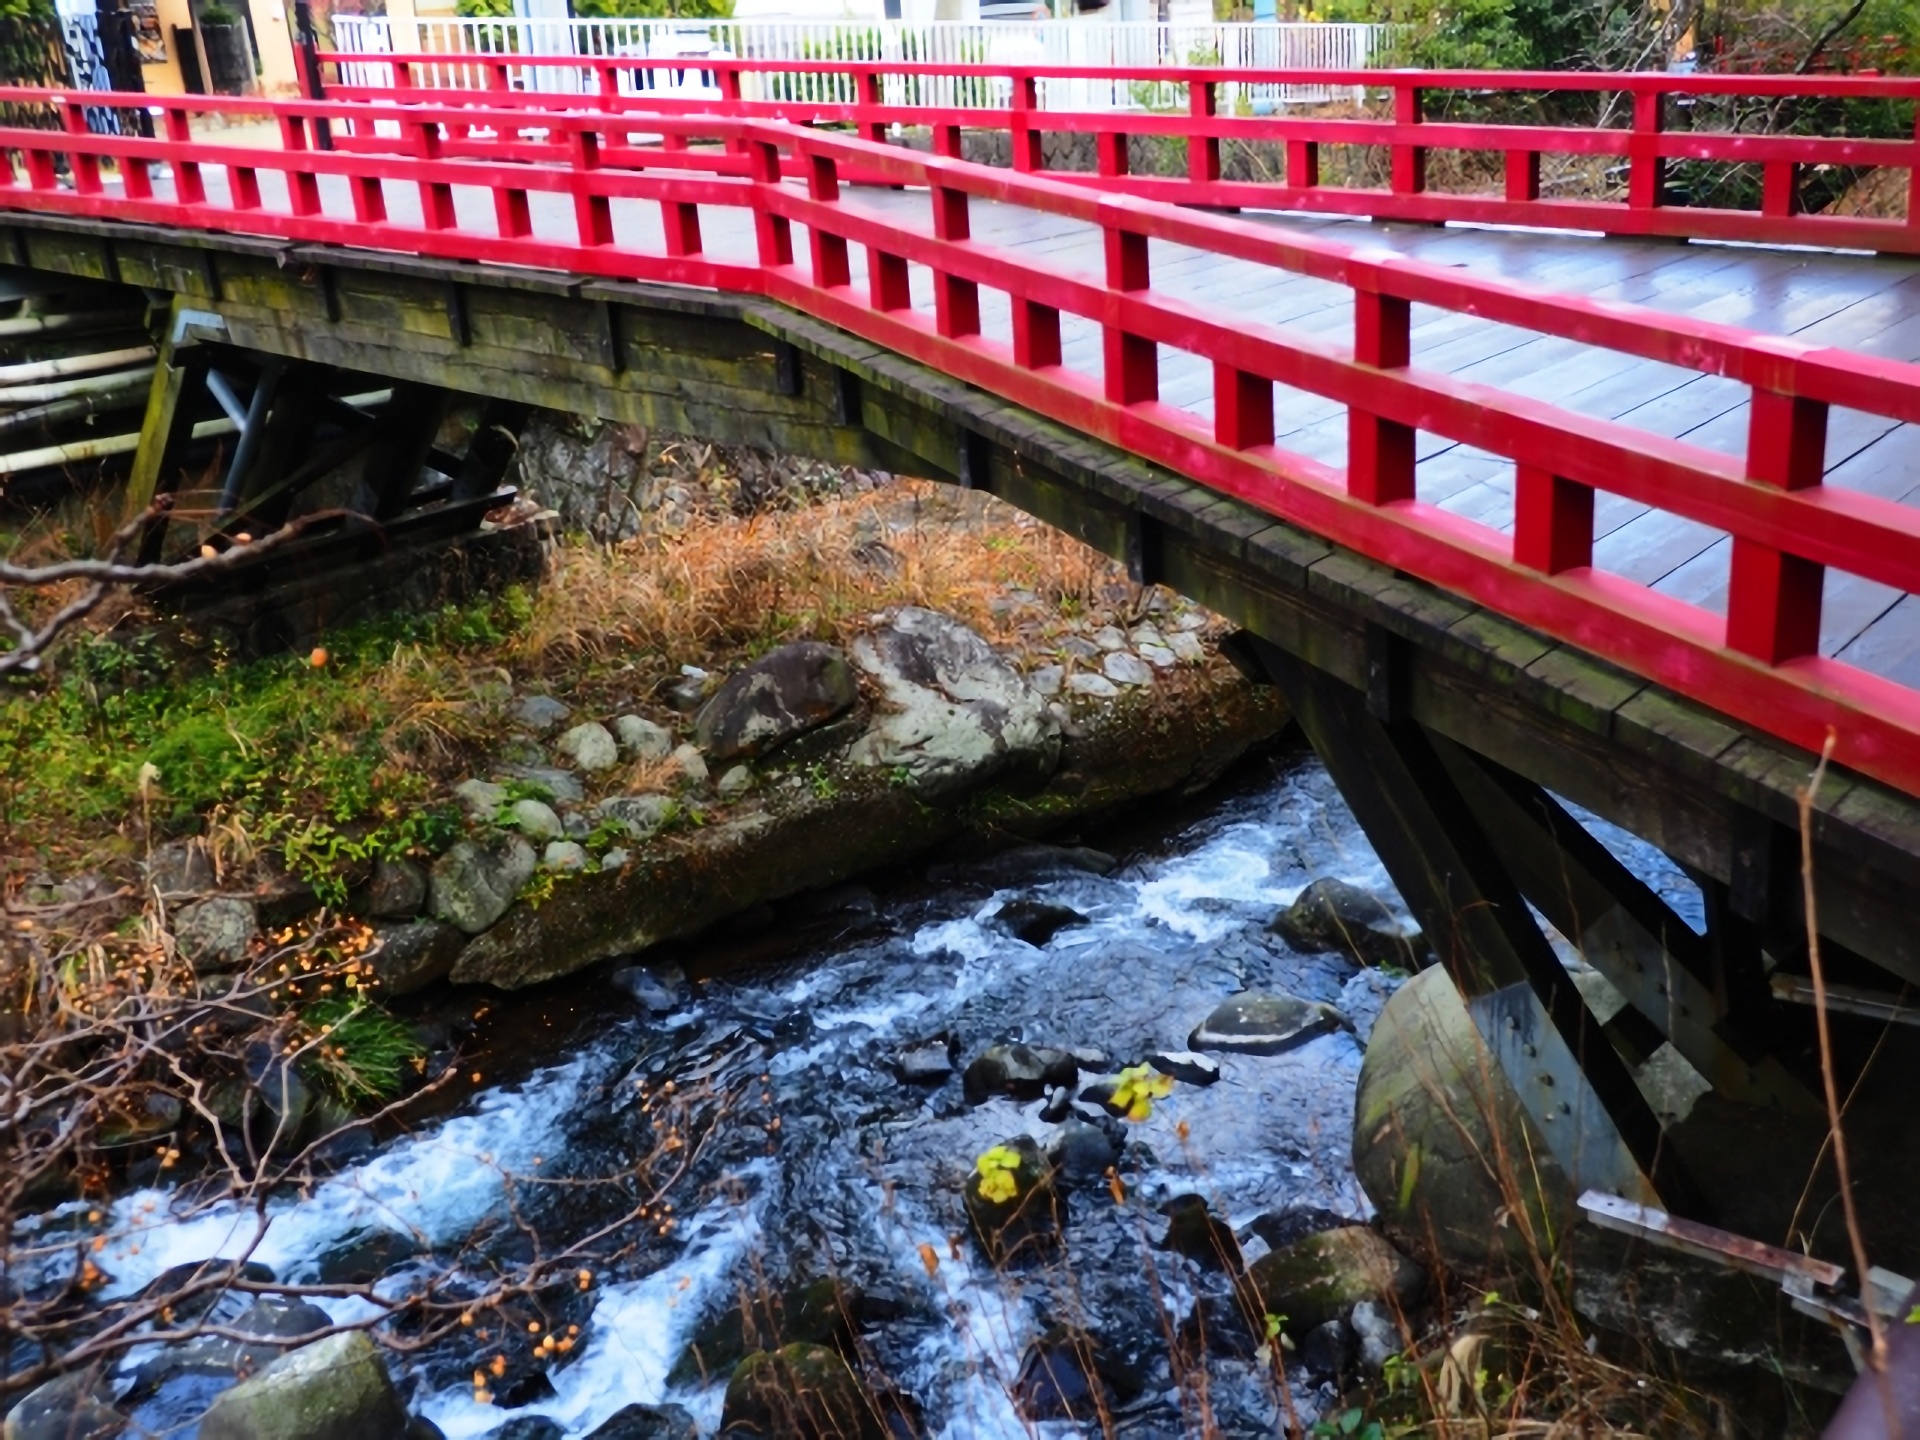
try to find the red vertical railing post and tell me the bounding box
[230,162,262,211]
[1096,130,1128,179]
[352,164,389,224]
[595,60,619,110]
[1102,223,1156,406]
[1348,286,1415,504]
[1628,88,1665,214]
[932,123,963,160]
[1213,362,1274,450]
[749,138,793,267]
[484,59,511,94]
[1727,390,1828,664]
[929,180,979,338]
[1286,137,1319,190]
[60,100,100,195]
[1513,467,1595,573]
[1010,74,1041,174]
[1761,160,1798,218]
[1013,294,1062,369]
[277,113,322,216]
[1907,106,1920,233]
[806,151,851,288]
[868,245,910,311]
[1505,148,1540,203]
[717,67,745,155]
[1391,84,1425,196]
[569,125,612,246]
[164,107,203,203]
[1188,77,1220,185]
[661,185,703,258]
[22,142,55,191]
[854,69,886,146]
[415,120,455,231]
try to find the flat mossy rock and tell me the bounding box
[1188,990,1349,1057]
[696,641,859,762]
[1352,966,1573,1278]
[720,1343,880,1439]
[196,1331,409,1440]
[1246,1226,1425,1342]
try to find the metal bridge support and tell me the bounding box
[1251,635,1702,1215]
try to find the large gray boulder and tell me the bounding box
[429,836,536,934]
[196,1331,410,1440]
[695,640,858,762]
[847,608,1059,798]
[1352,965,1572,1277]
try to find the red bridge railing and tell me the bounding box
[325,52,1920,254]
[3,87,1920,795]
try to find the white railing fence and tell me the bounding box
[328,17,1384,110]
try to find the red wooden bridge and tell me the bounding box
[7,52,1920,1386]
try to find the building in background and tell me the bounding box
[56,0,299,96]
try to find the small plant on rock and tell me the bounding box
[1110,1063,1174,1122]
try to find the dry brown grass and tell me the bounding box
[511,480,1133,686]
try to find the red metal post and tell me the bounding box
[1103,226,1156,406]
[1286,138,1318,190]
[1010,74,1041,174]
[1348,289,1414,504]
[1188,78,1220,185]
[1762,160,1798,218]
[570,127,612,247]
[1014,298,1062,369]
[868,246,910,311]
[932,123,962,160]
[164,107,203,204]
[60,100,100,196]
[930,182,979,338]
[1513,466,1594,573]
[1505,149,1540,203]
[1392,85,1425,196]
[749,139,793,267]
[1097,130,1129,179]
[1213,362,1274,450]
[1628,89,1665,213]
[855,70,886,146]
[1727,390,1828,664]
[277,114,321,217]
[415,121,455,232]
[807,152,851,288]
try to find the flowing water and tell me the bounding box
[19,745,1700,1439]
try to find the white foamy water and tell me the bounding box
[92,1052,605,1303]
[423,1173,769,1440]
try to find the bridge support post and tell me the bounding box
[124,317,211,561]
[1251,635,1701,1214]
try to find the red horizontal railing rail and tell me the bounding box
[3,87,1920,794]
[323,51,1920,254]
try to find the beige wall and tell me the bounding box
[138,0,300,97]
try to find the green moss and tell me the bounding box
[0,590,529,897]
[299,995,426,1103]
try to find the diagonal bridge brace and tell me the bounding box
[1250,635,1703,1217]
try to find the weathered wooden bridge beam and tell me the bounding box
[1250,636,1696,1215]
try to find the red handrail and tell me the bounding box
[324,50,1920,254]
[2,87,1918,792]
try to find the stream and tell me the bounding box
[19,744,1700,1438]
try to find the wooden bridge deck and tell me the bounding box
[144,161,1920,687]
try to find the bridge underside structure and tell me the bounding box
[8,59,1920,1361]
